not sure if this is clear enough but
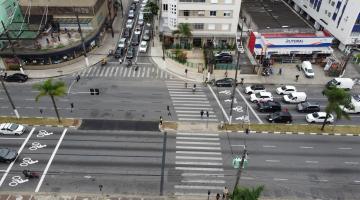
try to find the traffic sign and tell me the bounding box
[232,157,248,169]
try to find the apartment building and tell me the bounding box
[287,0,360,51]
[160,0,241,47]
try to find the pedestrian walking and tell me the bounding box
[39,109,43,115]
[240,78,244,85]
[224,71,228,78]
[295,74,299,82]
[159,116,163,125]
[185,68,188,77]
[278,68,282,75]
[223,187,229,200]
[216,193,220,200]
[200,110,204,118]
[70,103,74,112]
[185,82,187,88]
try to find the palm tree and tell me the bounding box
[33,79,66,122]
[321,86,352,130]
[230,185,264,200]
[172,23,192,47]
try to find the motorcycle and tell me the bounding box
[23,170,39,179]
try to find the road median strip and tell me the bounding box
[0,116,81,128]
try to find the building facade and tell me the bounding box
[288,0,360,51]
[160,0,241,47]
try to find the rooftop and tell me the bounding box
[242,0,312,32]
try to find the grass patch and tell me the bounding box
[0,117,80,127]
[162,121,178,130]
[222,123,360,135]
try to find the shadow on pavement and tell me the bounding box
[79,119,160,131]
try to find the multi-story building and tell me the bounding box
[159,0,241,47]
[288,0,360,51]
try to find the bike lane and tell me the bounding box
[0,127,67,192]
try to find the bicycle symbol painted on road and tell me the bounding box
[224,98,238,104]
[232,106,243,112]
[9,176,28,187]
[236,115,250,122]
[37,130,53,138]
[219,90,231,95]
[19,157,39,167]
[29,142,47,151]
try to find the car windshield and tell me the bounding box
[255,93,261,98]
[312,113,319,118]
[141,43,146,48]
[307,69,314,73]
[353,95,360,102]
[9,124,18,130]
[251,85,258,89]
[0,149,9,157]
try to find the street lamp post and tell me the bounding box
[0,76,20,119]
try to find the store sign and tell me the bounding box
[285,39,304,44]
[263,37,333,47]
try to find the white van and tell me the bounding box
[326,78,354,90]
[301,61,315,78]
[340,95,360,114]
[283,92,307,103]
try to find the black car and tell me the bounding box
[123,28,130,38]
[130,3,136,11]
[131,35,140,46]
[297,102,320,113]
[257,101,281,112]
[215,55,233,63]
[114,47,124,58]
[3,73,28,83]
[215,78,234,87]
[0,148,18,163]
[126,47,135,59]
[267,111,292,123]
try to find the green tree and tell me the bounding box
[230,185,265,200]
[172,23,192,48]
[321,86,352,130]
[33,79,66,122]
[144,2,159,22]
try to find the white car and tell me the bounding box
[128,10,135,19]
[250,92,273,103]
[301,61,315,78]
[134,0,139,2]
[245,84,266,94]
[276,85,297,95]
[117,38,126,48]
[126,19,133,28]
[306,112,334,123]
[0,123,25,135]
[139,41,148,53]
[134,26,142,35]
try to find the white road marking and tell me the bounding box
[170,94,207,97]
[263,145,277,148]
[242,177,255,180]
[338,147,352,150]
[67,79,76,95]
[314,179,328,182]
[176,161,223,166]
[173,100,210,103]
[181,173,224,177]
[0,127,35,187]
[175,107,213,110]
[173,103,212,107]
[176,151,221,155]
[25,98,35,101]
[306,160,319,164]
[179,118,218,121]
[176,146,221,150]
[177,133,218,136]
[208,85,229,122]
[175,167,224,171]
[174,192,208,196]
[181,179,225,184]
[344,162,359,165]
[35,128,67,192]
[300,146,313,149]
[266,160,280,163]
[176,156,222,160]
[0,137,26,140]
[176,141,220,145]
[171,97,207,100]
[176,137,219,141]
[169,88,204,91]
[174,185,224,190]
[236,88,263,124]
[354,180,360,183]
[274,178,288,181]
[0,170,5,172]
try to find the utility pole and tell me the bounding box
[160,131,167,196]
[0,76,20,118]
[75,12,90,67]
[1,21,25,74]
[229,19,244,124]
[233,147,247,191]
[162,35,165,60]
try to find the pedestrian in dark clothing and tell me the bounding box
[278,68,282,75]
[295,74,299,81]
[216,193,220,200]
[200,110,204,118]
[240,78,244,85]
[185,82,187,88]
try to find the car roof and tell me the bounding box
[141,41,147,44]
[284,85,296,89]
[259,91,271,95]
[304,101,319,106]
[314,112,327,117]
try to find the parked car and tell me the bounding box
[215,78,234,87]
[283,92,307,103]
[143,29,151,41]
[139,41,148,53]
[245,84,266,94]
[301,61,315,78]
[215,55,233,63]
[114,47,124,59]
[118,38,127,48]
[131,34,140,46]
[0,123,25,135]
[128,10,135,19]
[215,51,231,57]
[340,94,360,114]
[297,102,320,113]
[267,111,293,123]
[126,47,135,59]
[257,101,281,112]
[130,3,136,11]
[326,78,354,90]
[306,112,334,123]
[0,148,18,163]
[126,19,134,28]
[134,26,142,35]
[123,28,130,38]
[276,85,297,95]
[250,92,273,103]
[3,73,28,83]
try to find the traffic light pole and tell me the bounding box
[0,76,20,118]
[229,50,240,124]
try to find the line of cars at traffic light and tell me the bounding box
[0,123,26,163]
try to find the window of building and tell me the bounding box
[224,0,232,3]
[222,24,229,30]
[210,11,216,16]
[183,10,190,16]
[163,4,168,11]
[193,23,204,30]
[210,0,218,3]
[208,24,216,30]
[224,11,231,17]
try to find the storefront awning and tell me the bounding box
[254,46,333,55]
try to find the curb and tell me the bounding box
[23,124,77,129]
[222,130,359,136]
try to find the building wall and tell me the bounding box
[291,0,360,48]
[19,0,98,7]
[161,0,241,38]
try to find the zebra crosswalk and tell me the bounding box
[73,63,173,80]
[166,80,218,122]
[174,132,225,197]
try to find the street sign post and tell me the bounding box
[232,157,248,169]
